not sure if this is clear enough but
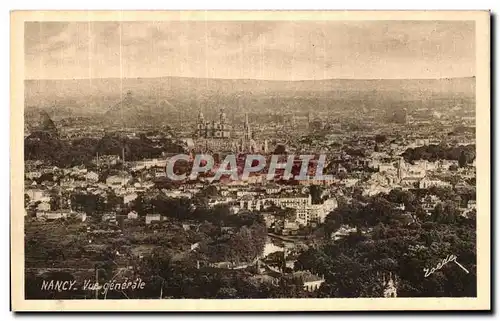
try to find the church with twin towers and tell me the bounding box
[194,108,269,154]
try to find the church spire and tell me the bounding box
[220,108,227,124]
[244,113,251,140]
[198,109,204,123]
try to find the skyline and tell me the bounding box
[25,20,475,81]
[24,74,476,81]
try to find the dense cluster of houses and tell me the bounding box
[25,134,476,232]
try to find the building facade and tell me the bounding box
[196,109,232,139]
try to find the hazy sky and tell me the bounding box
[25,20,475,80]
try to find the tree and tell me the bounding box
[199,185,219,198]
[324,211,344,239]
[70,193,105,214]
[24,194,30,207]
[139,248,176,298]
[49,190,61,211]
[415,207,428,222]
[465,209,476,222]
[352,187,365,201]
[216,287,238,298]
[295,216,476,298]
[432,203,444,223]
[273,144,287,154]
[106,190,124,211]
[440,201,459,224]
[337,171,348,180]
[275,207,297,223]
[310,185,324,204]
[131,193,148,215]
[458,150,467,168]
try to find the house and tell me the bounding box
[303,274,325,292]
[340,178,360,187]
[261,213,277,228]
[209,261,233,269]
[298,176,333,186]
[399,177,420,187]
[266,194,312,209]
[362,183,391,197]
[236,190,257,198]
[308,198,338,224]
[123,192,138,204]
[414,160,438,171]
[381,272,399,298]
[207,197,232,208]
[239,195,261,211]
[400,212,416,225]
[378,163,396,173]
[467,200,476,210]
[36,211,70,221]
[25,188,47,202]
[127,211,139,220]
[243,175,264,184]
[280,221,300,236]
[36,202,51,212]
[69,212,87,222]
[403,164,427,179]
[295,198,338,226]
[163,190,193,199]
[265,185,281,194]
[455,181,471,190]
[85,171,99,182]
[154,168,166,178]
[395,203,406,211]
[331,225,357,240]
[419,177,451,189]
[460,199,477,217]
[145,213,161,225]
[288,271,325,292]
[250,274,278,285]
[26,171,42,180]
[106,174,132,188]
[421,195,440,214]
[102,213,117,224]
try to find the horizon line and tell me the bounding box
[24,75,476,82]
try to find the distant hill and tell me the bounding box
[103,90,169,127]
[25,110,58,137]
[24,76,476,121]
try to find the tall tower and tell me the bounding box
[197,110,205,137]
[198,110,204,123]
[220,108,227,124]
[219,108,230,138]
[397,157,405,180]
[239,113,253,153]
[244,113,252,140]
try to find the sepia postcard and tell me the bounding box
[10,10,490,311]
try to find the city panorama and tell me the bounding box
[23,19,477,300]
